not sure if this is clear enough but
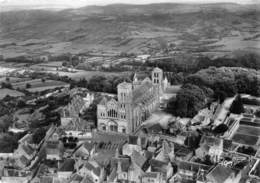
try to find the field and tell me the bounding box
[1,3,259,58]
[232,125,260,146]
[237,125,260,137]
[0,66,16,76]
[0,88,24,99]
[232,133,259,146]
[12,79,69,91]
[0,77,30,83]
[45,70,129,81]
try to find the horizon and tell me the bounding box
[0,0,259,9]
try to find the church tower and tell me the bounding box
[117,81,132,104]
[117,82,133,133]
[152,67,163,95]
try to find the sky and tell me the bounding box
[0,0,259,8]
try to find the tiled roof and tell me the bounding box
[111,157,131,172]
[40,176,53,183]
[70,173,83,182]
[200,136,222,147]
[117,82,132,89]
[99,97,107,105]
[153,67,163,72]
[149,159,168,173]
[59,159,75,172]
[22,144,34,156]
[131,150,147,168]
[84,161,101,177]
[19,155,30,166]
[206,165,235,183]
[178,161,211,173]
[133,81,154,104]
[128,135,138,145]
[142,172,159,178]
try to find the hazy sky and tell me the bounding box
[0,0,259,8]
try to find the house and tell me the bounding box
[109,149,148,182]
[155,140,175,163]
[70,173,84,183]
[39,55,50,62]
[149,159,174,181]
[1,167,32,183]
[122,135,147,156]
[109,152,131,182]
[175,146,193,161]
[177,161,211,182]
[45,133,64,161]
[61,93,94,130]
[191,103,217,126]
[78,160,105,183]
[71,142,93,160]
[141,172,166,183]
[135,54,151,63]
[196,136,223,163]
[14,143,35,168]
[206,165,241,183]
[57,159,75,180]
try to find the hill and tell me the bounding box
[0,3,259,58]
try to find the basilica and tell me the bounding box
[97,67,169,134]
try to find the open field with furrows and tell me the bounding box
[236,125,260,137]
[0,3,259,58]
[44,70,130,81]
[0,88,25,99]
[12,79,68,90]
[0,76,30,83]
[232,125,260,146]
[232,133,259,146]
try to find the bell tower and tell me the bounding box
[152,67,163,86]
[152,67,163,95]
[117,82,133,133]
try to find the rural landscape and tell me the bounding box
[0,1,259,183]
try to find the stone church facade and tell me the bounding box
[97,67,166,134]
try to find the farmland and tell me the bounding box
[232,133,259,146]
[236,125,260,137]
[45,70,129,81]
[0,88,24,99]
[232,125,260,146]
[12,79,69,91]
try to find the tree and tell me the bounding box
[32,128,47,144]
[213,124,228,134]
[214,90,227,103]
[0,115,13,133]
[230,95,244,114]
[62,62,68,67]
[255,110,260,118]
[1,82,13,89]
[170,84,207,117]
[237,146,256,156]
[0,133,18,153]
[26,83,31,89]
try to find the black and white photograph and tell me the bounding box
[0,0,259,182]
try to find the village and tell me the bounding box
[0,1,260,182]
[0,57,259,183]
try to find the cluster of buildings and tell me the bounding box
[0,68,259,183]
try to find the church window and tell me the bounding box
[102,126,106,131]
[122,128,126,133]
[110,125,118,132]
[108,109,117,118]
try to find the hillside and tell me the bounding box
[0,3,259,58]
